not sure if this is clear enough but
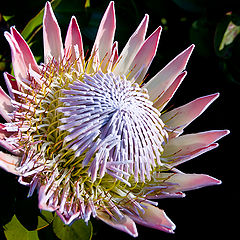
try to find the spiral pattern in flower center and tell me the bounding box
[59,71,168,183]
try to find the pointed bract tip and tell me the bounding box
[207,176,222,186]
[185,43,195,56]
[146,26,162,44]
[209,142,219,149]
[109,1,115,6]
[190,43,195,49]
[208,92,220,103]
[107,1,115,13]
[4,31,10,40]
[45,1,51,8]
[203,175,222,186]
[44,1,54,17]
[71,15,77,22]
[213,92,220,98]
[216,179,222,185]
[185,44,195,55]
[219,129,230,137]
[137,13,149,31]
[180,70,188,77]
[155,25,163,33]
[225,129,230,135]
[144,13,149,21]
[178,44,195,63]
[10,26,16,34]
[10,27,22,42]
[204,92,220,102]
[69,16,78,28]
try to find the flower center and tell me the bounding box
[59,70,168,183]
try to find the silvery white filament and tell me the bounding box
[58,70,167,183]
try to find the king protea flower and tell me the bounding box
[0,1,229,237]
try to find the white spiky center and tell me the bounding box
[59,71,168,183]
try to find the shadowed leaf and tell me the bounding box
[4,215,39,240]
[37,211,55,231]
[219,21,240,50]
[53,216,92,240]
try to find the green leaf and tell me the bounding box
[37,211,55,231]
[219,21,240,51]
[52,216,92,240]
[2,15,14,22]
[4,215,39,240]
[214,14,240,59]
[85,0,91,8]
[21,0,62,43]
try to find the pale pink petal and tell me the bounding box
[113,14,149,75]
[0,123,14,138]
[65,16,84,65]
[4,31,28,81]
[106,41,118,72]
[0,124,20,155]
[0,124,18,154]
[111,41,118,66]
[56,210,80,225]
[91,1,116,70]
[128,26,162,83]
[97,211,138,237]
[147,191,186,200]
[43,1,64,63]
[0,140,19,155]
[153,71,187,111]
[167,143,219,166]
[145,44,194,101]
[3,72,18,100]
[38,185,58,212]
[164,173,221,192]
[10,27,40,73]
[128,203,175,233]
[0,151,20,175]
[162,93,220,137]
[0,86,14,122]
[163,130,230,158]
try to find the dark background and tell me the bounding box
[0,0,238,239]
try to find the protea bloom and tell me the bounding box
[0,1,229,237]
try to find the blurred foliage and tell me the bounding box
[0,0,239,239]
[218,21,240,51]
[52,216,93,240]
